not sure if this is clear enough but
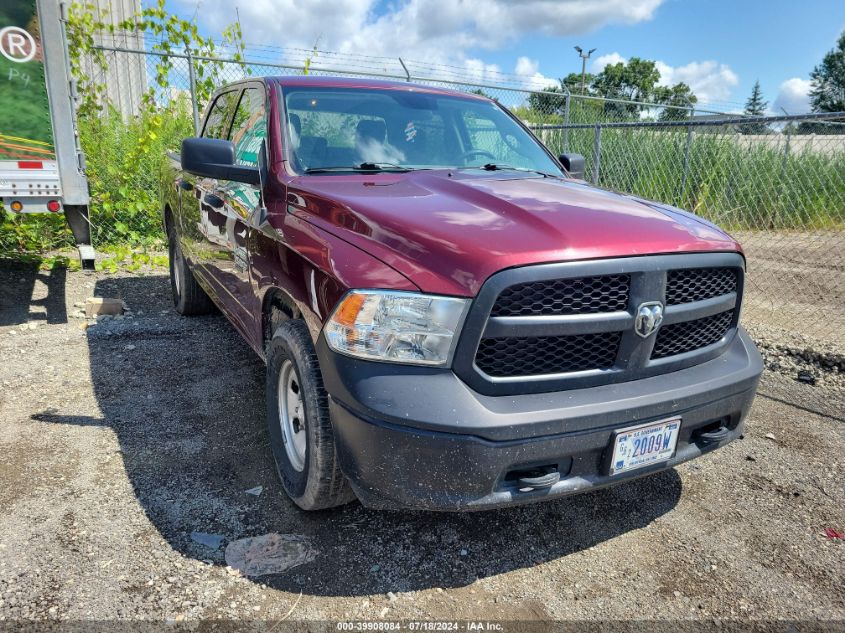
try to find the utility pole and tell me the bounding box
[574,46,597,95]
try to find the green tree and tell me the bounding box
[655,83,697,121]
[809,31,845,113]
[740,81,769,134]
[527,83,568,118]
[592,57,661,118]
[561,71,596,96]
[468,88,492,99]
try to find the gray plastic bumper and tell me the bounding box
[318,328,763,511]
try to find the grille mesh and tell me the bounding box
[475,332,622,377]
[491,275,630,317]
[666,268,738,305]
[652,310,734,359]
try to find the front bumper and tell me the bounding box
[318,328,763,511]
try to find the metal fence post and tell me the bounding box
[781,125,792,177]
[398,58,411,82]
[591,125,602,185]
[562,93,571,152]
[186,49,200,135]
[679,109,695,206]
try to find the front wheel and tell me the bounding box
[266,320,355,510]
[168,230,215,316]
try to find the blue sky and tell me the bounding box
[157,0,845,113]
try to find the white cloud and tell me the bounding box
[190,0,666,52]
[655,60,738,103]
[773,77,812,114]
[514,56,557,90]
[591,52,626,73]
[515,56,539,77]
[174,0,663,85]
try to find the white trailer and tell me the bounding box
[1,0,94,267]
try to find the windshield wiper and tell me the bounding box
[457,163,559,178]
[356,162,413,171]
[304,163,414,174]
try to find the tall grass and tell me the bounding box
[544,127,845,230]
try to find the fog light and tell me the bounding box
[47,199,61,212]
[10,200,23,212]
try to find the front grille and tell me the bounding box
[475,332,621,377]
[652,310,734,359]
[491,274,630,317]
[457,254,745,396]
[666,268,737,305]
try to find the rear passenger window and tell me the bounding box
[202,91,240,139]
[229,87,267,167]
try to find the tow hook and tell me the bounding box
[516,469,561,490]
[697,425,731,443]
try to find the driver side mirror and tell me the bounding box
[181,137,261,186]
[559,153,585,180]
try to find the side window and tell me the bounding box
[201,91,239,139]
[229,87,267,167]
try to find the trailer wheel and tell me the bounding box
[168,230,215,316]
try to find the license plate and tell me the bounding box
[609,417,681,476]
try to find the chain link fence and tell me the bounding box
[531,114,845,413]
[1,44,843,414]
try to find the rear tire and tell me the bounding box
[266,320,355,510]
[168,230,215,316]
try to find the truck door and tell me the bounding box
[178,89,240,270]
[200,85,267,333]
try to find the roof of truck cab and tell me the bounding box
[266,75,490,99]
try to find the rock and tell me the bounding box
[85,297,125,317]
[764,433,776,440]
[796,370,816,385]
[387,591,397,602]
[224,533,316,577]
[190,532,225,550]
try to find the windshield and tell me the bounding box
[281,86,563,175]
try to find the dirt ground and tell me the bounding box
[0,262,843,626]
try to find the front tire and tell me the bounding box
[266,320,354,510]
[168,230,215,316]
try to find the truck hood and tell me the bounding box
[290,170,740,296]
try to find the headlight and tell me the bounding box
[324,290,469,366]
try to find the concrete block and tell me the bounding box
[85,297,125,317]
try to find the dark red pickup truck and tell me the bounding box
[162,76,762,511]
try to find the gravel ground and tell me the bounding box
[0,262,843,625]
[740,231,845,353]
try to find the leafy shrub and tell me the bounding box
[81,100,193,247]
